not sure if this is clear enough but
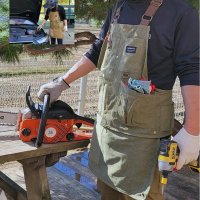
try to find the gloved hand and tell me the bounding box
[37,77,70,104]
[173,127,200,170]
[37,25,43,30]
[64,25,68,32]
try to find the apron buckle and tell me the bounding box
[142,15,153,22]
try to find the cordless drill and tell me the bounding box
[158,139,199,194]
[158,139,179,187]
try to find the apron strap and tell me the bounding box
[140,0,163,26]
[112,0,127,23]
[111,0,120,24]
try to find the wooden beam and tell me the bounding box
[45,151,67,167]
[0,130,90,164]
[0,171,27,200]
[20,156,51,200]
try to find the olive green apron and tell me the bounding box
[49,8,64,39]
[89,0,174,199]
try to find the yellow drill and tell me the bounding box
[158,139,199,194]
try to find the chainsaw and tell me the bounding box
[0,86,94,147]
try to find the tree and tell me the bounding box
[75,0,114,25]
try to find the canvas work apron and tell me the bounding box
[89,0,174,199]
[49,8,64,39]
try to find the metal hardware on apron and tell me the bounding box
[89,0,174,199]
[49,6,64,39]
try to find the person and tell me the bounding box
[37,0,200,199]
[38,0,68,44]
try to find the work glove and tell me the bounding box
[37,25,43,31]
[64,25,68,32]
[173,127,200,170]
[37,77,70,104]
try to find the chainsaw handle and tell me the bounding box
[26,86,40,118]
[74,115,95,126]
[35,94,50,148]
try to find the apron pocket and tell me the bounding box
[126,91,160,130]
[115,82,173,131]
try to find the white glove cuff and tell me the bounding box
[173,127,200,155]
[181,127,199,139]
[53,77,70,91]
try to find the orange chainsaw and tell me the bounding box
[0,87,94,147]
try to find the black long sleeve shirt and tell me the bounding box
[44,5,66,21]
[85,0,199,90]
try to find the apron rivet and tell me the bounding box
[153,131,157,134]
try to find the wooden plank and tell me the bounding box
[0,162,26,189]
[47,167,100,200]
[0,171,27,200]
[0,161,100,200]
[0,131,89,164]
[165,166,199,200]
[59,155,96,184]
[0,126,15,132]
[0,158,199,200]
[0,189,14,200]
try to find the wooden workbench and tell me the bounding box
[0,129,199,200]
[0,130,90,200]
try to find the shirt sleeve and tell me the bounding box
[44,8,50,20]
[84,9,112,66]
[174,8,199,86]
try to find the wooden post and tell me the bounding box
[20,156,51,200]
[75,155,82,182]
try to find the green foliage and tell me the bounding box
[0,0,9,12]
[0,66,67,77]
[0,0,9,41]
[52,48,72,65]
[0,30,9,43]
[0,0,23,64]
[186,0,199,9]
[76,0,199,24]
[25,44,73,65]
[76,0,115,25]
[0,44,23,63]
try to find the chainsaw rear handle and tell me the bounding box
[35,94,50,148]
[74,115,95,126]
